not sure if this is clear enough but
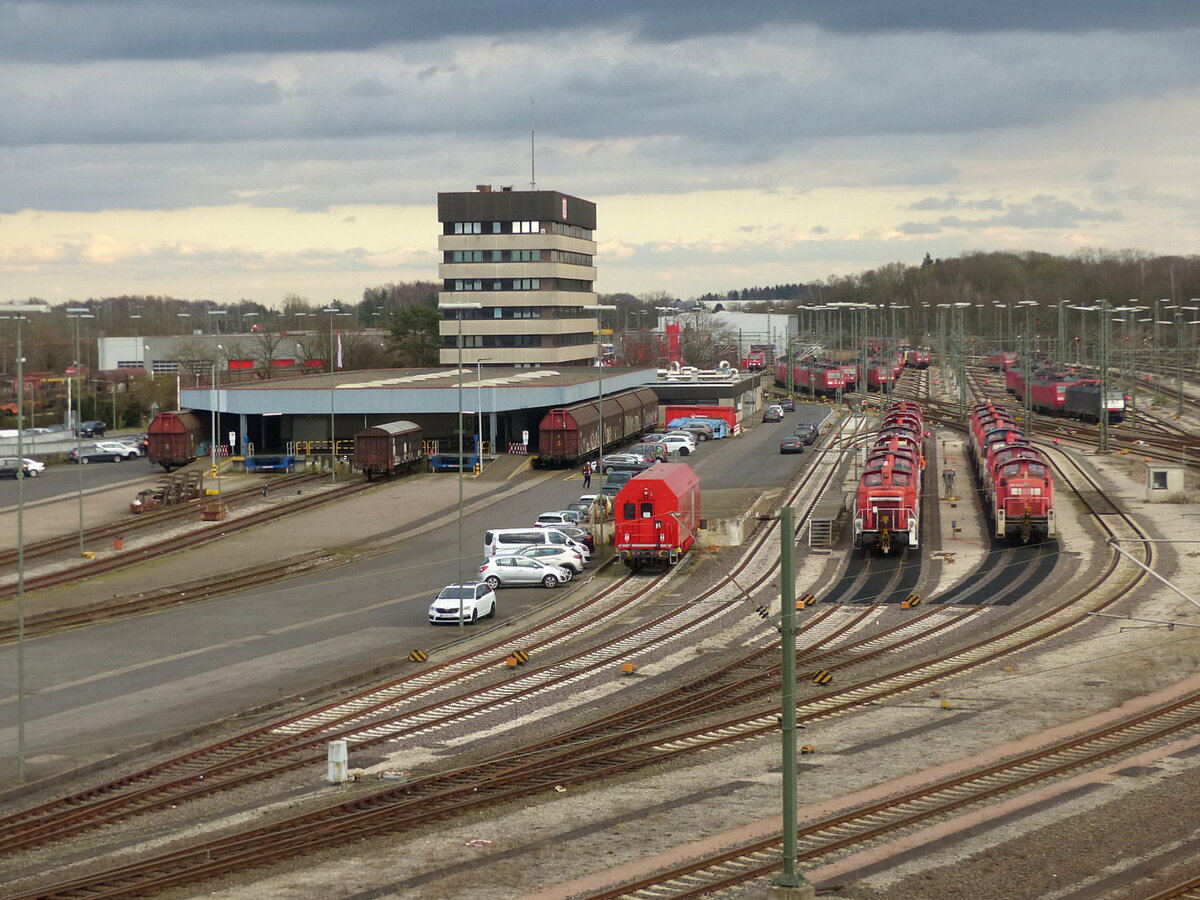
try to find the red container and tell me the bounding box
[613,463,701,571]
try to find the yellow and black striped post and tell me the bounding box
[900,593,922,609]
[812,670,833,685]
[407,649,428,663]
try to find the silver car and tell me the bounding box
[479,556,572,589]
[491,544,586,575]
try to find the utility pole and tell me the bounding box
[771,506,815,898]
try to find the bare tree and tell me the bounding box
[675,311,740,368]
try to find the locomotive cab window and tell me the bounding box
[864,473,883,486]
[623,502,636,519]
[640,502,653,519]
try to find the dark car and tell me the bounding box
[556,524,596,554]
[74,420,107,438]
[779,437,805,455]
[762,406,783,423]
[779,397,795,411]
[68,445,126,464]
[792,423,818,444]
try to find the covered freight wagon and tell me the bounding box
[354,420,424,479]
[614,462,701,571]
[537,387,659,468]
[146,411,204,471]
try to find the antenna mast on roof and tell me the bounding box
[530,129,536,190]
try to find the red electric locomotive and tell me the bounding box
[904,348,932,369]
[1029,374,1078,416]
[614,463,701,571]
[968,403,1056,543]
[789,365,845,397]
[853,403,925,554]
[865,360,895,392]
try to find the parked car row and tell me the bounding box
[430,504,601,625]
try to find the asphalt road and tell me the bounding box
[0,406,832,784]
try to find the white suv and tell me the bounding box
[659,433,697,456]
[93,440,141,460]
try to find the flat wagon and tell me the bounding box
[354,420,424,479]
[146,411,204,471]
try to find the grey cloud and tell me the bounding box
[3,2,1198,63]
[897,222,942,235]
[910,196,1003,211]
[934,197,1124,230]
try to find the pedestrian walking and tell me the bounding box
[582,462,592,488]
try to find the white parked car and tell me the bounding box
[491,544,586,575]
[92,440,141,460]
[535,510,583,528]
[659,433,697,456]
[428,582,497,625]
[479,556,572,589]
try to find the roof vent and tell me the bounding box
[501,185,513,191]
[476,184,493,192]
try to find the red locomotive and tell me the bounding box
[968,402,1055,543]
[904,348,932,369]
[853,402,925,554]
[774,362,845,397]
[985,351,1017,371]
[614,463,701,571]
[865,360,896,392]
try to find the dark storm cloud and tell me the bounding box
[2,1,1198,62]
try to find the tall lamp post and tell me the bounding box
[442,301,482,631]
[593,305,617,461]
[67,307,93,557]
[211,346,223,497]
[322,305,353,482]
[0,305,47,781]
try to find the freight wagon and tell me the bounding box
[614,463,701,571]
[353,420,424,479]
[536,387,659,468]
[146,411,205,471]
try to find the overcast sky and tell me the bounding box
[2,1,1199,306]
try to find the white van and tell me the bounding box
[484,527,590,561]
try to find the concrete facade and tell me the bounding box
[437,186,601,367]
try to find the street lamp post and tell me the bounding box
[67,308,93,557]
[442,302,482,630]
[211,346,223,497]
[322,305,353,482]
[0,305,48,781]
[593,305,617,461]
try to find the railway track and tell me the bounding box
[0,471,320,572]
[586,689,1200,899]
[0,420,865,859]
[0,411,1158,897]
[0,476,377,604]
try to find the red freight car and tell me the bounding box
[353,420,423,480]
[146,410,205,471]
[614,463,701,571]
[537,387,659,468]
